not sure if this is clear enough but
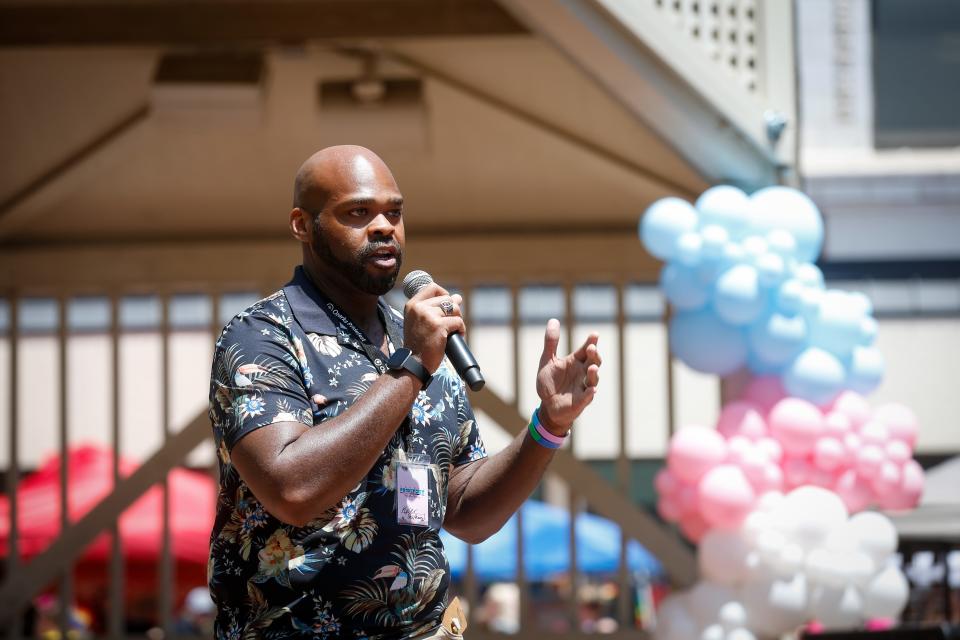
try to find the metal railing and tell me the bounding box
[0,243,697,638]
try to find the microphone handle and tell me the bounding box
[446,333,485,391]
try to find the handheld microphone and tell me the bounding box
[402,270,485,391]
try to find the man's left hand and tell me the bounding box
[535,318,601,436]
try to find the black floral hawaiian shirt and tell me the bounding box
[208,266,487,640]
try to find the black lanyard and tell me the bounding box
[314,293,403,374]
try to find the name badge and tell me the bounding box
[396,460,430,527]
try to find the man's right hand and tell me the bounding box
[403,282,464,372]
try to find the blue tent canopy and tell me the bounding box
[440,499,663,582]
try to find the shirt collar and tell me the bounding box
[283,265,402,345]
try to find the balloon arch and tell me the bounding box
[640,186,924,640]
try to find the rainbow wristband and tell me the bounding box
[527,406,567,449]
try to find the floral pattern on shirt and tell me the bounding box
[208,267,486,640]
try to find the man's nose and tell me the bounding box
[368,211,397,237]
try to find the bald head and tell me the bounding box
[293,145,397,213]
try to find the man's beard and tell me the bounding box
[311,227,402,296]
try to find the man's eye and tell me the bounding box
[349,208,368,217]
[387,209,403,218]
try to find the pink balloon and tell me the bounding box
[813,437,846,472]
[769,398,824,456]
[717,401,768,440]
[741,376,786,414]
[860,420,891,446]
[679,511,709,543]
[698,464,757,529]
[830,391,872,429]
[782,455,813,489]
[760,463,785,494]
[726,435,753,464]
[756,437,784,463]
[808,466,838,489]
[654,468,680,497]
[879,460,924,511]
[885,440,911,466]
[738,446,770,486]
[843,432,863,457]
[856,445,886,478]
[823,411,853,438]
[871,460,902,495]
[657,494,682,522]
[675,484,699,517]
[835,469,874,513]
[668,426,728,484]
[873,403,919,449]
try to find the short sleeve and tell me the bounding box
[209,312,313,451]
[452,392,487,467]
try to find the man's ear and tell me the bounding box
[290,207,311,242]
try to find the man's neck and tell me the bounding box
[302,263,382,337]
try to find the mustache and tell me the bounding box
[358,239,403,262]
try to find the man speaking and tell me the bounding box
[207,145,602,639]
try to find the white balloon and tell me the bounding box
[808,585,864,629]
[848,512,899,566]
[700,530,753,586]
[688,581,738,628]
[657,594,696,638]
[776,487,848,550]
[701,624,725,640]
[719,601,748,630]
[862,566,909,619]
[739,573,810,638]
[772,544,804,578]
[725,629,758,640]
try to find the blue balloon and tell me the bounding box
[675,232,703,267]
[756,252,787,288]
[765,229,798,260]
[775,279,806,317]
[784,347,846,405]
[669,309,748,375]
[748,187,825,263]
[640,198,699,261]
[714,264,766,326]
[749,313,807,367]
[859,316,879,346]
[793,263,825,289]
[847,346,884,395]
[695,185,752,239]
[748,351,784,375]
[807,290,865,359]
[701,224,730,259]
[660,264,710,311]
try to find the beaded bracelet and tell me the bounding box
[527,406,568,450]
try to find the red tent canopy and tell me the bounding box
[0,444,216,623]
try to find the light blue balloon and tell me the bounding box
[742,235,769,263]
[749,313,807,367]
[765,229,798,260]
[784,347,846,405]
[847,346,884,395]
[714,264,766,326]
[748,351,784,375]
[807,290,865,359]
[695,185,752,239]
[775,279,806,317]
[640,198,699,261]
[660,264,710,311]
[793,262,825,289]
[756,252,787,288]
[748,186,825,263]
[859,316,879,346]
[675,232,703,267]
[721,241,747,268]
[701,225,730,260]
[669,309,749,376]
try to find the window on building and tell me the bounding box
[872,0,960,148]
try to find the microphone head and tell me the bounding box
[402,270,434,299]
